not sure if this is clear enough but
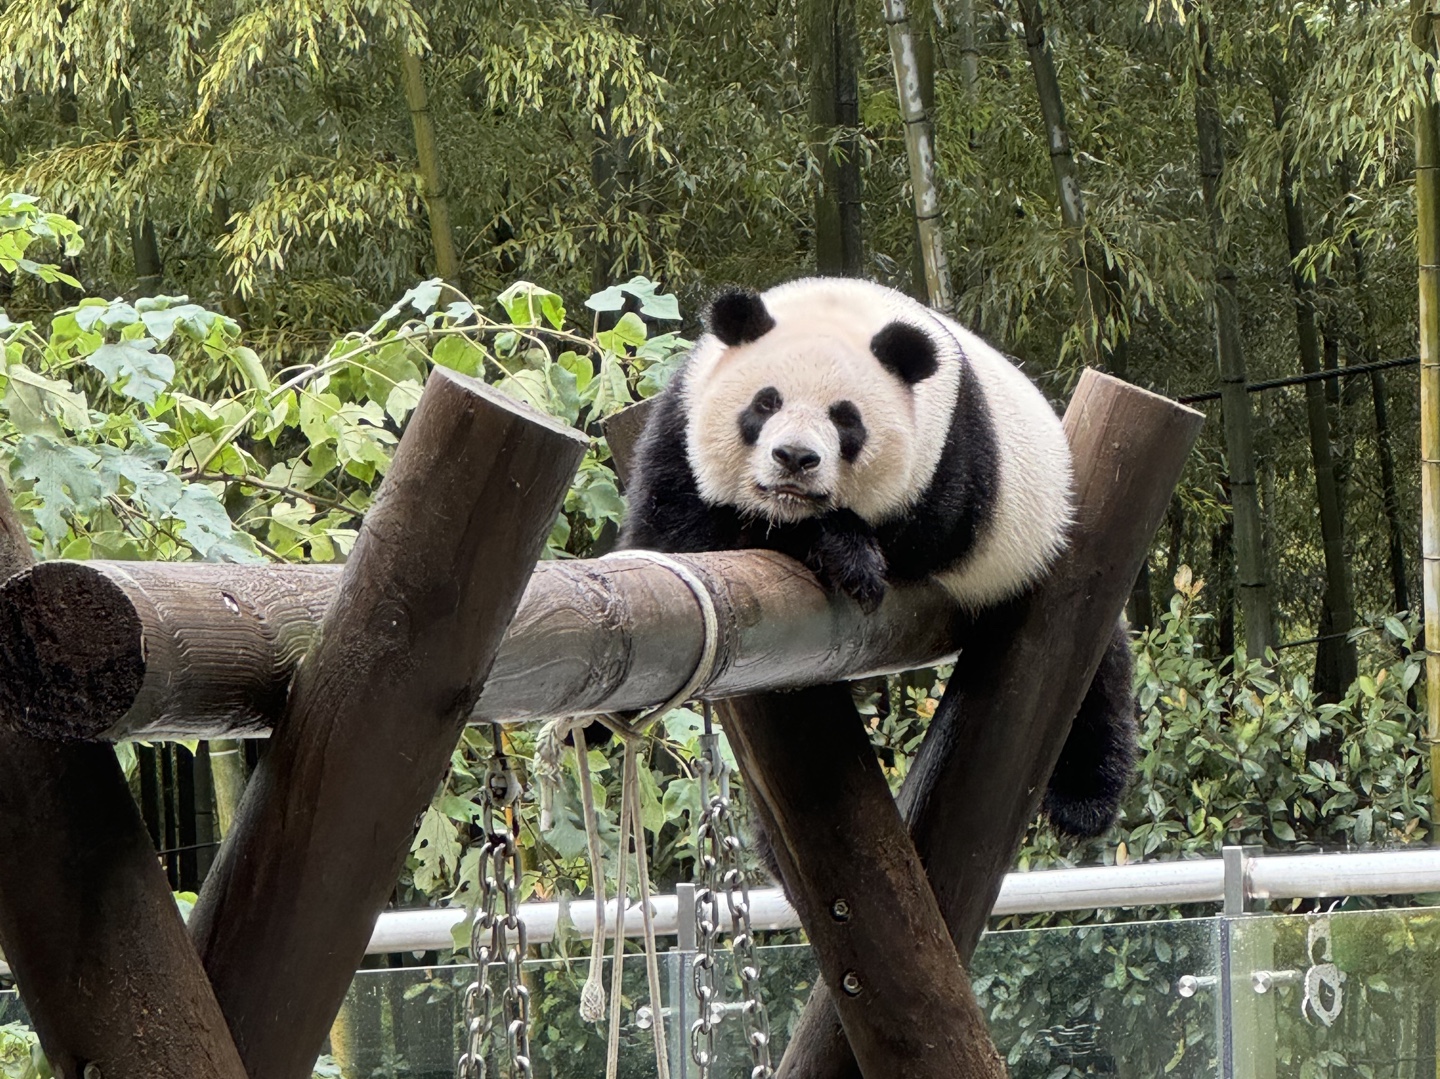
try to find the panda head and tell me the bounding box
[684,286,942,525]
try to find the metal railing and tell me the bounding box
[364,844,1440,956]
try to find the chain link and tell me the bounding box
[458,727,531,1079]
[689,727,775,1079]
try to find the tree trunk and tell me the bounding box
[884,0,952,310]
[400,48,461,285]
[1193,9,1273,658]
[1272,88,1356,696]
[1414,0,1440,834]
[805,0,863,274]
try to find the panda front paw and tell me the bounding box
[807,530,888,613]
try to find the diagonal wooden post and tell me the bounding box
[773,371,1202,1077]
[0,484,248,1079]
[187,368,587,1079]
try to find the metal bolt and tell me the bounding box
[636,1005,654,1030]
[83,1065,102,1079]
[841,971,862,996]
[1176,974,1217,998]
[831,898,851,922]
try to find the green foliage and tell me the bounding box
[0,196,687,568]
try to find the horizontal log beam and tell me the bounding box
[0,552,964,742]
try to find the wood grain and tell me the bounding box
[0,551,964,741]
[187,367,585,1079]
[0,486,247,1078]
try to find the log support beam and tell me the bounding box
[0,486,249,1079]
[770,370,1202,1076]
[186,368,585,1079]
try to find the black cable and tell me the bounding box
[1175,355,1418,404]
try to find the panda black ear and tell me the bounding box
[871,321,939,385]
[706,288,777,347]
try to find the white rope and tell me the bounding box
[604,742,635,1079]
[626,743,670,1079]
[573,724,609,1025]
[601,549,722,722]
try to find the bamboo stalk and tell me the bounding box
[806,0,863,274]
[1414,1,1440,833]
[400,48,461,284]
[1193,7,1274,658]
[882,0,953,311]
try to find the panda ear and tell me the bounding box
[706,288,777,347]
[871,321,939,385]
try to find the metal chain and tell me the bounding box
[458,726,531,1079]
[690,737,724,1077]
[690,718,775,1079]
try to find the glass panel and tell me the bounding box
[1230,905,1440,1079]
[971,918,1221,1079]
[333,918,1221,1078]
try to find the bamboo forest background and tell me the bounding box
[3,0,1440,911]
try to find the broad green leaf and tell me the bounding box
[431,336,486,377]
[87,339,175,404]
[384,379,424,424]
[498,281,565,329]
[4,365,89,433]
[13,434,102,543]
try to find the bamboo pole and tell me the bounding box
[1193,7,1274,658]
[1272,86,1357,694]
[1415,1,1440,833]
[882,0,953,311]
[400,48,462,284]
[806,0,864,275]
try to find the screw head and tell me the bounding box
[831,898,851,921]
[83,1065,102,1079]
[635,1004,654,1030]
[841,970,862,996]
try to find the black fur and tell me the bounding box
[877,345,1000,584]
[828,400,868,462]
[1042,621,1137,837]
[707,288,777,347]
[870,321,939,385]
[739,387,782,446]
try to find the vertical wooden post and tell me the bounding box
[721,684,1005,1079]
[0,484,247,1079]
[773,372,1202,1077]
[188,368,586,1079]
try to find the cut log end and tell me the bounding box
[0,562,145,741]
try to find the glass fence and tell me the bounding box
[3,905,1440,1077]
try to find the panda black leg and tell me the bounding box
[1041,620,1137,838]
[806,511,888,612]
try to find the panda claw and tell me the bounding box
[807,529,888,613]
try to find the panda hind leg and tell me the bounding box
[1041,620,1138,838]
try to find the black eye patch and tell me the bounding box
[829,400,867,462]
[739,386,784,445]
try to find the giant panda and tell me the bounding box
[615,276,1136,840]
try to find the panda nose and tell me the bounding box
[773,444,821,474]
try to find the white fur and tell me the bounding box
[682,277,1073,605]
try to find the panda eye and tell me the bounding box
[752,387,783,415]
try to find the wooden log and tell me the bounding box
[720,684,1006,1079]
[0,486,248,1078]
[600,397,655,487]
[775,371,1203,1077]
[0,553,963,741]
[187,367,586,1079]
